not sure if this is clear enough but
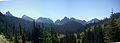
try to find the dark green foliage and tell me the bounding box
[110,13,120,19]
[14,33,19,43]
[50,27,58,43]
[22,34,26,43]
[0,12,120,43]
[32,20,43,43]
[43,27,58,43]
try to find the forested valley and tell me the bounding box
[0,12,120,43]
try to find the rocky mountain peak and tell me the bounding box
[4,11,13,16]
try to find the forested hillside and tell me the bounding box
[0,12,120,43]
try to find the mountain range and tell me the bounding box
[21,14,99,25]
[0,11,100,34]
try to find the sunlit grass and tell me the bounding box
[0,35,10,43]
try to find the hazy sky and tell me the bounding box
[0,0,120,21]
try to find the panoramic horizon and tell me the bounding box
[0,0,120,21]
[0,0,120,43]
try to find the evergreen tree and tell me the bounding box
[13,25,19,43]
[32,20,43,43]
[50,27,58,43]
[22,34,26,43]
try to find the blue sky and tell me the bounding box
[0,0,120,21]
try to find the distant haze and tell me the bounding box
[0,0,120,21]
